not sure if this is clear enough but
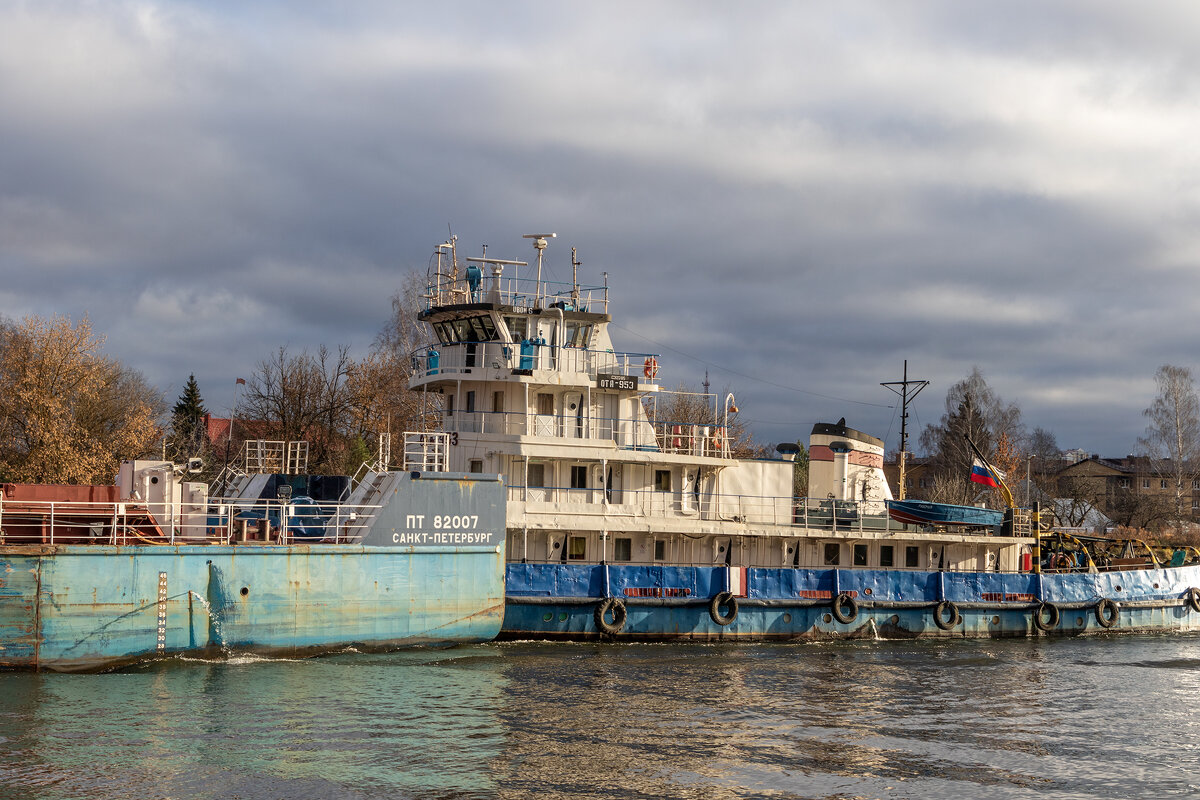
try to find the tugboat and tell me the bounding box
[404,231,1200,640]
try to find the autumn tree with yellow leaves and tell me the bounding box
[0,315,164,484]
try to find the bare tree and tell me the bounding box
[1138,364,1200,530]
[918,367,1024,506]
[240,345,354,473]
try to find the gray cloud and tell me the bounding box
[2,1,1199,457]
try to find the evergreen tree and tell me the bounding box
[171,374,207,455]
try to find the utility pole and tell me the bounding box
[881,360,929,500]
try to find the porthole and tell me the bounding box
[823,613,833,624]
[991,616,1000,625]
[1076,616,1085,627]
[782,613,792,623]
[864,588,873,596]
[240,587,249,596]
[558,612,568,622]
[543,612,553,622]
[1115,585,1123,592]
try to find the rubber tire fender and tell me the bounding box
[1033,601,1060,632]
[831,592,859,624]
[1187,587,1200,613]
[933,600,961,631]
[594,597,627,635]
[1095,597,1119,629]
[709,592,738,626]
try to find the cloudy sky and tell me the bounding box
[3,1,1199,458]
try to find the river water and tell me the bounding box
[1,636,1198,800]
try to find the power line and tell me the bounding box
[609,321,894,409]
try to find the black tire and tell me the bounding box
[1187,587,1200,613]
[594,598,627,634]
[831,592,859,624]
[933,600,960,631]
[1095,597,1119,628]
[1033,601,1060,632]
[709,592,738,626]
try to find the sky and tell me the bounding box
[2,0,1199,459]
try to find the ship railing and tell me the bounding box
[439,410,737,457]
[424,274,609,315]
[408,341,657,382]
[0,496,379,546]
[506,486,903,529]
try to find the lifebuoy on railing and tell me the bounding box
[671,425,683,449]
[711,427,726,453]
[709,592,738,625]
[643,357,658,379]
[594,597,627,634]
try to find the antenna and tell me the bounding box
[522,233,557,307]
[571,247,581,306]
[881,360,929,501]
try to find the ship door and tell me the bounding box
[564,392,584,438]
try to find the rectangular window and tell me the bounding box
[879,545,894,568]
[905,546,919,568]
[654,470,672,492]
[505,316,528,341]
[823,543,840,566]
[654,540,666,560]
[465,390,475,413]
[469,459,483,473]
[527,463,545,488]
[614,538,632,562]
[1143,479,1150,489]
[445,395,454,417]
[1162,479,1169,490]
[567,536,586,560]
[1118,478,1130,489]
[853,544,868,566]
[537,393,554,416]
[571,465,587,489]
[493,391,504,413]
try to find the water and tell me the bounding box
[2,636,1199,799]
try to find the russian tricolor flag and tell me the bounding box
[970,457,1003,488]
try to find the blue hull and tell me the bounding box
[502,563,1200,640]
[0,544,504,672]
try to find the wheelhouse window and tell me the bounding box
[614,538,632,562]
[504,315,529,341]
[853,544,868,566]
[654,470,672,492]
[823,543,840,566]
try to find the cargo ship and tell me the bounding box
[404,231,1200,640]
[0,453,505,671]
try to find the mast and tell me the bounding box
[880,360,928,500]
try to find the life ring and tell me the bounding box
[1095,597,1119,628]
[1186,587,1200,613]
[933,600,961,631]
[1032,601,1060,632]
[709,592,738,625]
[831,592,859,624]
[643,357,658,379]
[594,598,627,634]
[711,427,726,452]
